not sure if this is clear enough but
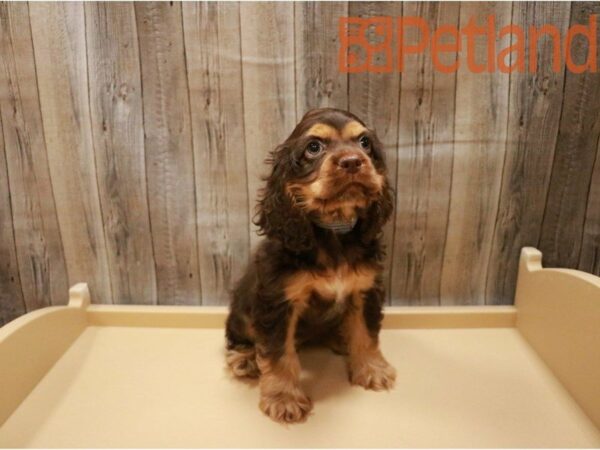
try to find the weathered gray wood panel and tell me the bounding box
[29,2,112,304]
[579,139,600,275]
[295,1,349,116]
[86,2,157,305]
[440,2,512,305]
[135,2,201,305]
[391,1,459,306]
[539,2,600,269]
[486,1,571,305]
[0,110,26,324]
[0,3,68,309]
[182,2,250,305]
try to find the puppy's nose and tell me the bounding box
[338,155,363,174]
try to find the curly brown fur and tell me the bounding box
[225,108,395,424]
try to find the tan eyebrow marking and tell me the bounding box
[341,121,368,140]
[306,123,339,140]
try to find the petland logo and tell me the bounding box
[339,15,598,73]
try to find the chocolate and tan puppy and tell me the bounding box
[225,108,395,424]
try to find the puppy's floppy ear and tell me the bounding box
[358,129,394,243]
[254,145,316,253]
[359,181,394,243]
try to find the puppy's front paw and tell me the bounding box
[349,354,396,391]
[259,389,313,424]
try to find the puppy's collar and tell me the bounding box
[313,216,357,234]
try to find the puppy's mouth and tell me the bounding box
[319,174,381,201]
[334,176,367,192]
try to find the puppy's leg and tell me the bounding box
[343,288,396,391]
[256,303,312,424]
[225,310,259,378]
[324,329,349,355]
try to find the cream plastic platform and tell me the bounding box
[0,247,599,448]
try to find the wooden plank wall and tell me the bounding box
[1,1,599,323]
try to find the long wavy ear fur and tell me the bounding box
[359,181,394,244]
[254,147,316,253]
[358,130,394,243]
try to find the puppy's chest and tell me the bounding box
[284,264,376,307]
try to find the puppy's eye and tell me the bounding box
[305,141,323,158]
[359,135,371,152]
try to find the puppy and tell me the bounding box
[225,108,396,424]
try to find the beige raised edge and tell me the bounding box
[85,304,516,329]
[515,246,600,429]
[86,304,228,328]
[382,305,516,328]
[0,283,89,426]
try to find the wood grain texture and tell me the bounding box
[0,3,68,310]
[390,1,459,306]
[135,2,201,305]
[29,2,112,304]
[0,112,26,325]
[85,2,157,305]
[440,2,512,305]
[486,2,571,305]
[2,1,600,320]
[240,2,297,251]
[347,1,402,304]
[539,2,600,270]
[579,138,600,275]
[295,1,348,116]
[182,2,250,305]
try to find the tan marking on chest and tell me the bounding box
[284,264,377,304]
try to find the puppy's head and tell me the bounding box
[255,108,393,253]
